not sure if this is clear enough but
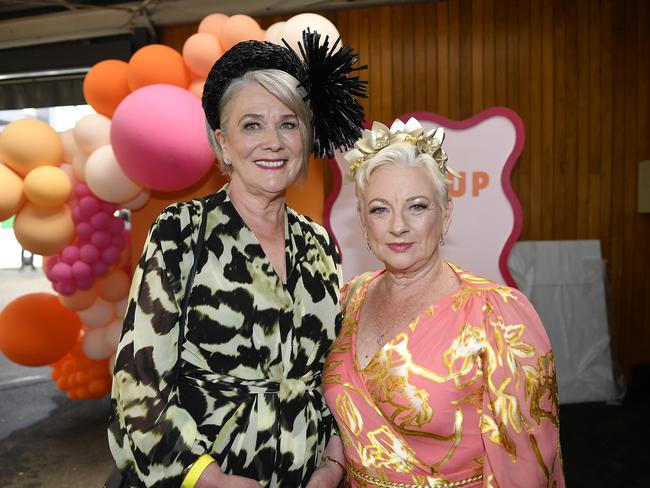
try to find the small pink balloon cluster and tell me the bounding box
[45,183,126,295]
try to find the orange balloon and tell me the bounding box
[0,163,24,221]
[83,60,131,118]
[13,202,75,256]
[23,166,72,207]
[0,293,82,366]
[219,15,264,51]
[198,13,229,37]
[182,32,223,78]
[127,44,190,91]
[0,119,63,176]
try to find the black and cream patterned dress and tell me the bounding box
[108,186,342,488]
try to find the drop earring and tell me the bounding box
[440,236,446,246]
[364,233,371,251]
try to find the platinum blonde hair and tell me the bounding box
[205,69,312,176]
[353,141,450,208]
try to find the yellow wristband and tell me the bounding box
[180,454,215,488]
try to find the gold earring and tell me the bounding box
[364,233,371,251]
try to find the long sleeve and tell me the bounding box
[479,288,565,488]
[108,202,205,488]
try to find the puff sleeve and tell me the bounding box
[479,288,565,488]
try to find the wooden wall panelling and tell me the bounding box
[157,0,650,377]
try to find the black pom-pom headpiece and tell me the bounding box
[202,30,367,158]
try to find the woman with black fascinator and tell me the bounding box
[107,32,366,488]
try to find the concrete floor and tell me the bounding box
[0,268,113,487]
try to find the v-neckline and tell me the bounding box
[351,265,465,371]
[221,186,294,287]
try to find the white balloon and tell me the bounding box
[85,145,142,203]
[73,113,111,156]
[82,328,112,360]
[282,13,341,55]
[104,319,123,353]
[122,189,150,210]
[264,22,286,46]
[78,298,114,328]
[114,297,129,319]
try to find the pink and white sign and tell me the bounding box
[324,107,525,287]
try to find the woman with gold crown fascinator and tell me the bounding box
[323,117,566,487]
[107,30,366,488]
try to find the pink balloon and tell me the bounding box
[74,183,92,199]
[79,196,100,219]
[61,245,81,265]
[72,261,92,281]
[76,222,94,239]
[91,230,111,249]
[71,207,82,224]
[108,218,124,235]
[92,261,108,277]
[101,246,121,265]
[58,282,77,296]
[111,234,125,248]
[101,202,117,214]
[80,243,100,264]
[90,212,110,230]
[111,84,214,191]
[76,277,95,290]
[51,262,73,282]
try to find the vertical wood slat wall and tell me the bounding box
[161,0,650,378]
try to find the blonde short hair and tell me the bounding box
[353,141,450,208]
[205,69,312,176]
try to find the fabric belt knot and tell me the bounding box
[182,368,321,400]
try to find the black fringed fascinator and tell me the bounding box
[202,30,367,158]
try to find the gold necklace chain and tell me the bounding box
[349,466,482,488]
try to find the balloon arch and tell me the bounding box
[0,12,341,400]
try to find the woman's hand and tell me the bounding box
[194,462,263,488]
[305,463,344,488]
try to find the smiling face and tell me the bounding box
[215,82,305,199]
[358,164,452,275]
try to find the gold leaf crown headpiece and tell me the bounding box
[344,117,461,179]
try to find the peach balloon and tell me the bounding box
[188,78,206,99]
[85,145,142,203]
[83,59,131,118]
[13,203,75,256]
[183,32,223,78]
[198,12,229,37]
[219,15,264,51]
[0,163,24,221]
[73,113,111,156]
[60,129,78,164]
[103,319,123,351]
[282,13,341,55]
[122,189,150,210]
[72,152,87,182]
[127,44,190,91]
[0,293,82,366]
[264,21,287,46]
[0,119,63,176]
[98,269,131,302]
[23,166,72,207]
[77,298,114,329]
[59,287,98,311]
[82,327,112,360]
[114,297,128,320]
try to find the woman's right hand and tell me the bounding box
[195,462,263,488]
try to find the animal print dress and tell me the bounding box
[108,186,342,488]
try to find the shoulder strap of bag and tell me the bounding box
[173,199,208,386]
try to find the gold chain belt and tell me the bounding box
[348,466,483,488]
